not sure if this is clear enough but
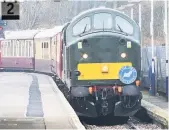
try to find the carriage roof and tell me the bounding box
[4,30,40,40]
[34,26,63,39]
[4,25,63,40]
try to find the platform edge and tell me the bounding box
[48,77,85,130]
[141,99,168,128]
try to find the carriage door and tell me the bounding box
[42,41,49,59]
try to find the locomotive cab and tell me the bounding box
[61,8,142,117]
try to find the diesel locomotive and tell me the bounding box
[59,7,142,117]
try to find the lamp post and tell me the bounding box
[139,3,142,29]
[150,0,156,96]
[164,0,169,99]
[167,0,169,99]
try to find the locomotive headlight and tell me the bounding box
[121,53,127,58]
[102,65,108,73]
[83,53,88,59]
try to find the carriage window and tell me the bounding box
[42,42,48,48]
[94,13,112,29]
[2,41,7,56]
[21,41,25,56]
[115,16,133,35]
[13,41,17,56]
[45,42,48,48]
[18,41,22,56]
[44,43,46,48]
[7,41,11,56]
[46,42,48,48]
[73,17,91,36]
[25,40,29,57]
[54,41,56,45]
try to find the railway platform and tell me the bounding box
[0,72,85,129]
[141,90,168,128]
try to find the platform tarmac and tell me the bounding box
[0,72,85,129]
[141,90,168,128]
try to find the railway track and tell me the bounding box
[82,116,161,130]
[127,117,142,129]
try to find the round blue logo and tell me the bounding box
[119,66,137,84]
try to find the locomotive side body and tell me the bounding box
[61,8,142,117]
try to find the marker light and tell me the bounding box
[136,80,140,87]
[117,86,122,93]
[121,53,127,58]
[83,53,88,59]
[88,87,93,94]
[102,65,108,73]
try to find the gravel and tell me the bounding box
[85,124,129,129]
[135,123,162,129]
[85,123,162,129]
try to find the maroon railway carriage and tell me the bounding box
[0,30,38,70]
[0,26,64,73]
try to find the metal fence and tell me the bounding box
[141,45,167,94]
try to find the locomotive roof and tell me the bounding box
[70,7,135,24]
[66,7,140,46]
[35,26,63,38]
[4,30,40,40]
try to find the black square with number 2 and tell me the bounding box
[1,2,20,20]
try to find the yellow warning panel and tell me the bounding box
[77,62,132,80]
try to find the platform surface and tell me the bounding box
[141,90,168,128]
[0,72,84,129]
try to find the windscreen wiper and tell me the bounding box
[79,24,87,36]
[117,24,128,36]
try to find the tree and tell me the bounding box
[7,1,44,30]
[5,1,124,30]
